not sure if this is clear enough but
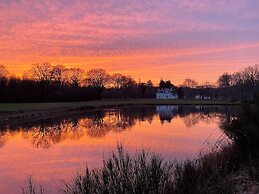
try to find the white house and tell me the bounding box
[156,88,178,99]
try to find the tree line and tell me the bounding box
[0,63,258,102]
[175,64,259,101]
[216,64,259,101]
[0,63,155,102]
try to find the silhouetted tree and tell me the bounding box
[200,82,216,88]
[30,63,53,82]
[159,79,174,89]
[0,65,8,86]
[85,69,110,100]
[51,65,66,85]
[231,72,243,86]
[111,73,130,89]
[165,80,173,88]
[242,64,259,86]
[182,78,198,88]
[218,73,232,100]
[0,65,8,78]
[177,87,184,99]
[146,80,153,87]
[140,83,147,96]
[218,73,231,88]
[231,72,244,101]
[0,65,8,101]
[30,63,54,101]
[159,79,166,88]
[63,68,85,87]
[121,76,136,98]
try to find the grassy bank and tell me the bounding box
[0,99,240,112]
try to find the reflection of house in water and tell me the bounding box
[156,105,178,124]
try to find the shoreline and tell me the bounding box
[0,99,241,126]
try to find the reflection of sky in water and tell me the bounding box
[0,106,237,194]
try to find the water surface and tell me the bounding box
[0,105,238,193]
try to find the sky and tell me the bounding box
[0,0,259,85]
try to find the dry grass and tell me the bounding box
[61,144,239,194]
[22,142,252,194]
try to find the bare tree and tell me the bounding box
[182,78,198,88]
[51,65,66,85]
[0,65,8,78]
[22,70,32,80]
[231,72,243,86]
[242,64,259,86]
[63,68,85,87]
[200,81,216,88]
[111,73,135,90]
[85,69,110,99]
[230,72,244,101]
[31,63,53,82]
[29,63,54,101]
[111,73,126,89]
[120,76,136,98]
[217,73,232,100]
[217,73,231,88]
[0,65,8,92]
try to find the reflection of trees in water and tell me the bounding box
[218,114,238,141]
[0,130,11,148]
[23,125,59,149]
[182,113,223,128]
[15,109,138,148]
[219,103,259,160]
[182,114,199,127]
[22,121,83,148]
[79,109,137,138]
[82,117,111,138]
[0,106,238,148]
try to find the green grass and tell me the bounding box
[0,99,239,112]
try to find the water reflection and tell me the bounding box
[156,105,178,123]
[0,105,240,194]
[0,106,238,149]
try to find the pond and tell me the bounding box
[0,105,238,193]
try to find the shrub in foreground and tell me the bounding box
[61,144,238,194]
[63,145,173,194]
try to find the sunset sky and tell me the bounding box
[1,0,259,84]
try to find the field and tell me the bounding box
[0,99,240,112]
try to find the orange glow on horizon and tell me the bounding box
[4,40,259,85]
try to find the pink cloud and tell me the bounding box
[0,0,259,84]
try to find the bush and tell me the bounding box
[62,144,239,194]
[63,145,173,194]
